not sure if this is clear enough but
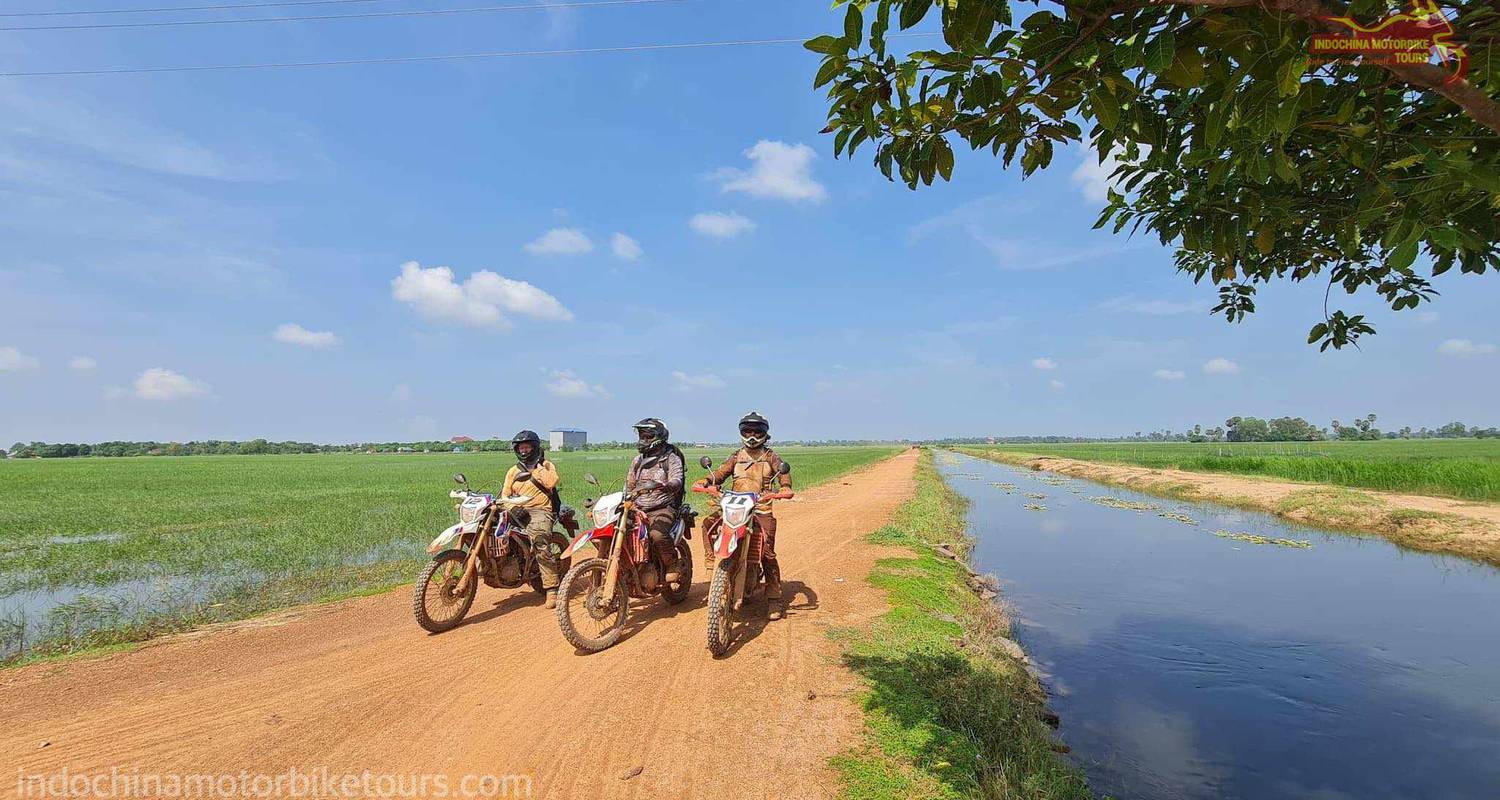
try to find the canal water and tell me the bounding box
[937,452,1500,800]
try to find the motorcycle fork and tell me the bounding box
[459,512,496,589]
[600,501,632,600]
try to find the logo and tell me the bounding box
[1309,0,1467,83]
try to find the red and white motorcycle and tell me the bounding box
[693,456,792,656]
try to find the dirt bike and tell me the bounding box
[412,472,577,633]
[553,471,696,652]
[694,456,793,656]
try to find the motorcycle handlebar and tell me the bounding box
[762,491,795,501]
[691,485,721,497]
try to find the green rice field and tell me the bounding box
[0,446,898,663]
[965,440,1500,502]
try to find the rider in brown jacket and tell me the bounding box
[693,412,792,618]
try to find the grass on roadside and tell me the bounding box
[969,440,1500,502]
[832,450,1089,800]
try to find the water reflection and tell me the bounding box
[941,453,1500,800]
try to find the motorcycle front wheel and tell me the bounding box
[706,558,737,656]
[556,557,629,652]
[413,549,477,633]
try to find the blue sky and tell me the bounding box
[1,0,1497,445]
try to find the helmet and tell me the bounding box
[632,418,669,455]
[738,411,770,449]
[511,430,542,467]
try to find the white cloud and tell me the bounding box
[1032,357,1058,371]
[524,227,593,256]
[1071,146,1150,203]
[1438,338,1497,357]
[611,233,643,261]
[1153,369,1186,381]
[133,368,209,400]
[390,384,413,403]
[272,323,340,349]
[712,140,826,203]
[1203,357,1240,375]
[1071,152,1120,203]
[68,355,97,372]
[0,346,40,372]
[672,370,726,391]
[969,232,1145,271]
[1101,296,1199,315]
[690,211,756,239]
[546,369,611,399]
[1049,379,1066,390]
[391,261,572,328]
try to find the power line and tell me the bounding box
[0,32,936,76]
[0,0,394,18]
[0,0,686,32]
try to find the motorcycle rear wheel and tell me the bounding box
[662,540,693,605]
[556,557,629,652]
[413,549,477,633]
[706,558,736,656]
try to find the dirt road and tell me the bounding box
[0,452,916,800]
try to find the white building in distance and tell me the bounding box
[549,429,587,451]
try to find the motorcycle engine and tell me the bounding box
[636,562,660,594]
[496,557,523,587]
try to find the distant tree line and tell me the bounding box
[1,437,922,459]
[931,417,1498,446]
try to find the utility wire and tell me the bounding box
[0,0,686,32]
[0,0,394,18]
[0,31,937,76]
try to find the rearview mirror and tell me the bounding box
[585,472,599,486]
[778,462,791,475]
[453,473,467,485]
[699,456,713,469]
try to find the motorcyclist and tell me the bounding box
[693,411,793,619]
[501,430,565,608]
[625,418,686,582]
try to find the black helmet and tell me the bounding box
[511,429,543,466]
[738,411,769,449]
[633,418,669,454]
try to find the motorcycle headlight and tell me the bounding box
[592,506,614,529]
[723,505,752,529]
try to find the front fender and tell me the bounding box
[715,525,746,559]
[566,526,614,558]
[427,522,466,555]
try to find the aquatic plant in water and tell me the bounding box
[1213,530,1313,549]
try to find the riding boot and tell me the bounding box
[544,589,557,609]
[764,561,783,600]
[653,538,681,582]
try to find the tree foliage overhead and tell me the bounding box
[809,0,1499,349]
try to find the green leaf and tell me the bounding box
[1090,87,1119,130]
[1387,240,1419,270]
[813,57,843,89]
[1144,29,1175,73]
[898,0,929,30]
[1277,54,1308,97]
[844,4,863,47]
[935,138,954,181]
[804,35,848,55]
